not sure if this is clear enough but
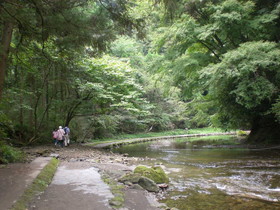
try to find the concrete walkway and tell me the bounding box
[29,161,113,210]
[0,147,162,210]
[29,161,160,210]
[0,157,52,210]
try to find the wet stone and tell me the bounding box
[138,177,159,193]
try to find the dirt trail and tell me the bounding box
[0,157,51,210]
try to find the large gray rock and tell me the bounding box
[138,177,159,192]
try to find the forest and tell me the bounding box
[0,0,280,157]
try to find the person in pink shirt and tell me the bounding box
[52,128,58,146]
[57,126,65,147]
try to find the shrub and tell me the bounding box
[0,141,25,164]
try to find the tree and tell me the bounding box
[203,41,280,142]
[67,55,153,139]
[0,0,147,143]
[0,21,13,99]
[0,0,143,101]
[109,35,190,131]
[149,0,280,142]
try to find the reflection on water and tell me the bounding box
[112,136,280,210]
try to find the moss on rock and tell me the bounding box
[134,166,169,184]
[118,172,142,183]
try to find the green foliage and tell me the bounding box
[0,111,13,140]
[147,0,280,138]
[184,97,217,128]
[2,0,279,143]
[0,141,24,164]
[70,56,154,140]
[0,0,149,144]
[203,41,280,128]
[272,97,280,123]
[111,36,140,57]
[108,33,191,133]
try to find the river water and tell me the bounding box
[112,135,280,210]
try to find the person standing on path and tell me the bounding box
[63,126,70,146]
[57,126,65,147]
[52,128,58,146]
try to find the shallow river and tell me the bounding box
[112,135,280,210]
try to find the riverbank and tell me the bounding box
[4,132,240,209]
[2,131,278,210]
[91,131,239,149]
[0,132,245,209]
[110,135,280,210]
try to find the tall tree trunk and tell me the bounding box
[46,79,49,121]
[0,21,13,100]
[19,68,24,142]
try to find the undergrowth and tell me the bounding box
[0,141,25,164]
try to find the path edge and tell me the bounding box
[91,132,240,149]
[11,158,59,210]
